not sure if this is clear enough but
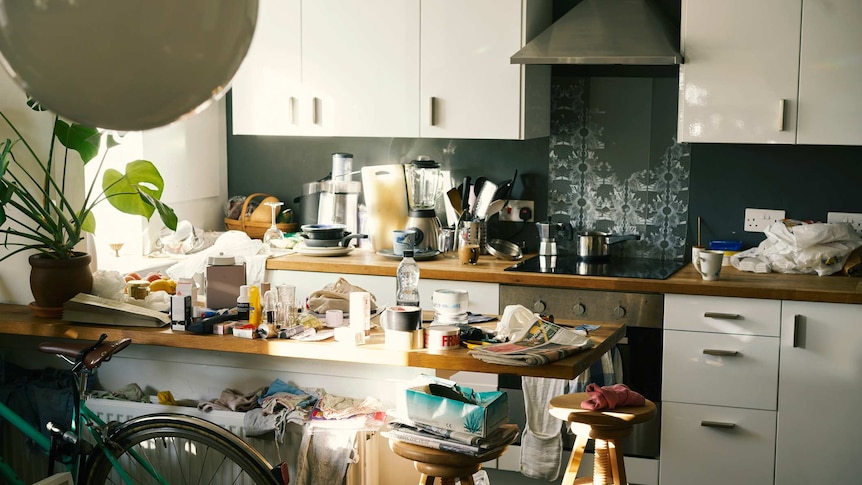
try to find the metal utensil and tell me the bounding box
[461,176,471,219]
[487,238,523,261]
[485,199,505,221]
[473,180,498,220]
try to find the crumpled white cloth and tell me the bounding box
[731,221,862,276]
[165,231,267,286]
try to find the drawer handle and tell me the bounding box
[701,420,736,429]
[704,312,740,319]
[703,349,739,357]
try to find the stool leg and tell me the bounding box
[562,433,589,485]
[458,475,475,485]
[608,439,626,485]
[419,473,435,485]
[594,439,611,485]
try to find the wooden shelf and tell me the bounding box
[0,304,623,380]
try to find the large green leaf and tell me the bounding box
[54,120,101,163]
[137,190,178,231]
[80,209,96,234]
[102,160,165,220]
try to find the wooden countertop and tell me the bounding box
[267,250,862,304]
[0,303,623,380]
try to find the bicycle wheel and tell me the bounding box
[83,413,278,485]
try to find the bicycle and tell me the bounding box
[0,334,288,484]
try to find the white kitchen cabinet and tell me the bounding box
[661,294,778,485]
[232,0,418,137]
[419,0,550,139]
[796,0,862,145]
[302,0,420,137]
[679,0,862,145]
[775,301,862,484]
[232,0,549,139]
[661,402,777,485]
[231,0,305,136]
[677,0,801,144]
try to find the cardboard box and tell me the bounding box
[403,377,508,438]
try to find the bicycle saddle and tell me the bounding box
[38,338,132,370]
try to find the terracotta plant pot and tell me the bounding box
[29,252,93,317]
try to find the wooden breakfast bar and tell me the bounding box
[0,303,624,380]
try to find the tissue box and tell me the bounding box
[403,377,508,438]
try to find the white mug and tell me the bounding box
[431,289,469,315]
[695,250,724,281]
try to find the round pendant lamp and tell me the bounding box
[0,0,259,131]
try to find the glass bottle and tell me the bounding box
[396,249,420,307]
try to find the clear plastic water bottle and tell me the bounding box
[396,249,420,307]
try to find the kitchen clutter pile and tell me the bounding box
[90,378,386,485]
[730,220,862,276]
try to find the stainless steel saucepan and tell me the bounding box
[576,231,640,260]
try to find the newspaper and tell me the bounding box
[468,318,593,366]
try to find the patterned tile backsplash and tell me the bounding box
[548,77,691,260]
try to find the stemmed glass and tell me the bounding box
[262,201,284,247]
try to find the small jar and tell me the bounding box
[127,280,150,300]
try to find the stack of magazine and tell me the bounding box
[468,318,594,366]
[384,421,519,456]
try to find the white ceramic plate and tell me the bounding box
[294,243,354,257]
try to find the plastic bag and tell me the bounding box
[732,221,862,276]
[494,304,539,341]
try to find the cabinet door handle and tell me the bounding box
[704,312,740,319]
[312,97,319,125]
[701,420,736,429]
[778,99,786,131]
[793,314,804,348]
[428,97,436,126]
[288,97,295,124]
[703,349,739,357]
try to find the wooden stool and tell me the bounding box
[388,427,516,485]
[549,393,656,485]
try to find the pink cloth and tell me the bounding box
[580,384,645,410]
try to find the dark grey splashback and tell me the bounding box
[548,76,690,260]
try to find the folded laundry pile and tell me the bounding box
[580,383,645,410]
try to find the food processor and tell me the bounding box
[403,157,443,252]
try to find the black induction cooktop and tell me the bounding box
[505,255,685,280]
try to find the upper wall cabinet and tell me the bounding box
[232,0,551,140]
[796,0,862,145]
[420,0,550,139]
[678,0,862,145]
[677,0,801,144]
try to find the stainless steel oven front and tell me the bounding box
[497,285,663,480]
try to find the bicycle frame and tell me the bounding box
[0,367,168,485]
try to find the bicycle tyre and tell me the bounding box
[82,413,278,485]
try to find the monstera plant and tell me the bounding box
[0,97,177,313]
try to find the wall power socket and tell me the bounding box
[744,208,785,232]
[498,200,534,222]
[827,212,862,233]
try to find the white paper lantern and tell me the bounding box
[0,0,258,131]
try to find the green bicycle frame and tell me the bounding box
[0,397,169,485]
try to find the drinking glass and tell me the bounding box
[262,201,284,247]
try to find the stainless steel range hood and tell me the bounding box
[511,0,682,65]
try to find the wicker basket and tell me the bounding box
[224,193,297,239]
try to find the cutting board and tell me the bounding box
[361,164,409,251]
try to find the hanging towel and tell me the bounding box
[294,426,357,485]
[520,376,568,480]
[520,348,621,480]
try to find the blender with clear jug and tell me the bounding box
[403,157,442,252]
